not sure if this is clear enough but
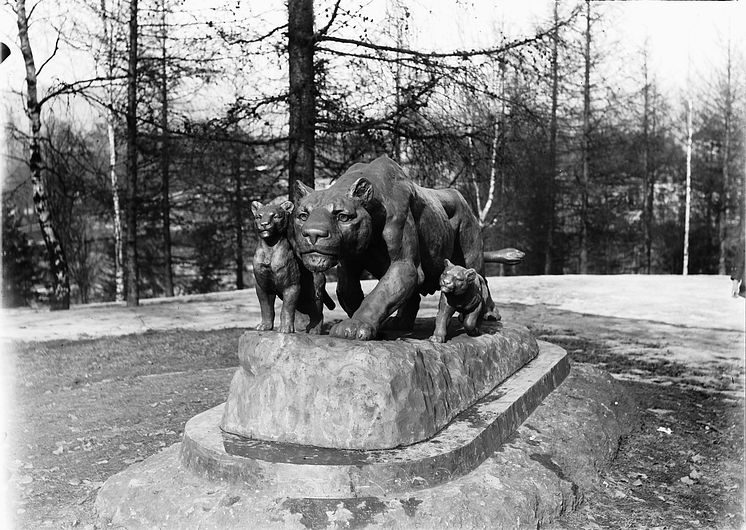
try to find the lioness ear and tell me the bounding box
[295,181,314,199]
[251,201,262,217]
[280,200,294,214]
[444,258,453,268]
[465,269,477,282]
[348,177,373,204]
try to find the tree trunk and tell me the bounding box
[476,116,499,228]
[15,0,71,310]
[160,0,174,296]
[544,0,559,275]
[579,0,591,274]
[125,0,139,306]
[718,42,732,276]
[683,98,693,276]
[107,118,125,301]
[101,0,125,302]
[287,0,315,199]
[641,46,652,274]
[234,144,244,290]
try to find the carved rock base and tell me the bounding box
[183,340,567,497]
[220,321,538,450]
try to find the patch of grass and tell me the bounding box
[11,327,247,391]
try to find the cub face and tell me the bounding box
[251,200,294,241]
[439,259,477,295]
[293,178,374,272]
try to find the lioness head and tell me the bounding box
[293,177,374,272]
[251,200,294,241]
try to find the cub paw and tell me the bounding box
[330,319,377,340]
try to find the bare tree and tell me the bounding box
[641,41,654,274]
[579,0,592,274]
[15,0,71,310]
[717,39,735,275]
[287,0,315,198]
[159,0,173,296]
[125,0,139,305]
[98,0,125,301]
[544,0,560,274]
[683,98,693,276]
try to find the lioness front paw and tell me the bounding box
[429,334,446,343]
[330,319,377,340]
[255,322,273,331]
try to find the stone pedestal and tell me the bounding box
[221,322,538,450]
[95,364,639,529]
[183,340,568,498]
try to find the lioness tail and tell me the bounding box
[483,247,525,265]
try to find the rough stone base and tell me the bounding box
[183,341,568,497]
[96,364,637,529]
[222,322,538,449]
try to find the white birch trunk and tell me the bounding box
[683,99,693,276]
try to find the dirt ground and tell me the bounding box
[1,275,744,529]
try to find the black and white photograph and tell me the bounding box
[0,0,744,528]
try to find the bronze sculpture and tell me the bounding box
[251,200,334,333]
[292,154,521,340]
[429,259,497,343]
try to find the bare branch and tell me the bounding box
[220,23,287,46]
[35,28,60,77]
[314,0,341,39]
[319,31,550,61]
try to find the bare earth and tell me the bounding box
[1,274,744,529]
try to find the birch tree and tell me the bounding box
[15,0,71,310]
[98,0,125,301]
[683,98,693,276]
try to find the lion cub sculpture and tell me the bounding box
[429,259,498,343]
[251,200,334,334]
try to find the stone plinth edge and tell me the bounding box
[181,340,568,498]
[221,322,538,450]
[96,363,639,529]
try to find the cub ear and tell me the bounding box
[295,181,314,199]
[347,177,373,204]
[250,201,263,217]
[280,200,294,214]
[465,268,477,282]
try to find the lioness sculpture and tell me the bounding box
[292,154,512,340]
[251,200,334,334]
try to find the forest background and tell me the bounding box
[1,0,744,310]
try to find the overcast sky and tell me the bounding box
[0,0,744,132]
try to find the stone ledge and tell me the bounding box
[95,364,638,529]
[182,340,568,497]
[221,321,538,450]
